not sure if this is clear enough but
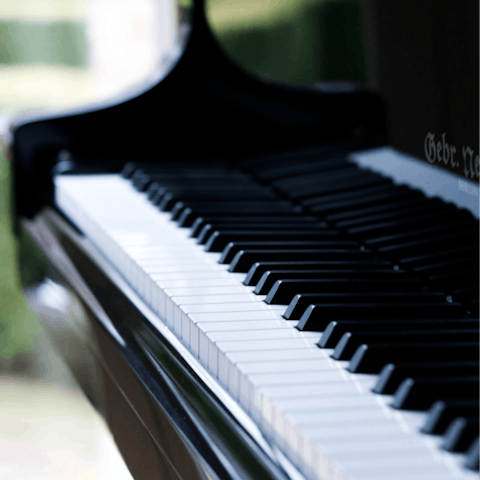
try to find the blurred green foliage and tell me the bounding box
[0,150,44,359]
[0,20,88,66]
[209,0,366,83]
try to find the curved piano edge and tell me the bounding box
[21,208,308,480]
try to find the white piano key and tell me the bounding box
[306,419,408,440]
[220,356,333,395]
[197,319,295,331]
[164,286,248,296]
[181,302,286,314]
[342,462,460,480]
[56,175,472,480]
[217,338,318,352]
[189,310,285,323]
[125,244,203,253]
[148,264,226,273]
[207,328,319,343]
[261,381,361,401]
[156,278,240,288]
[242,369,346,413]
[139,259,213,270]
[133,256,210,266]
[152,272,234,283]
[269,394,381,414]
[205,329,320,374]
[286,407,391,428]
[173,293,264,305]
[339,451,443,470]
[248,370,348,387]
[225,348,325,363]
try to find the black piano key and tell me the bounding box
[422,399,480,434]
[228,249,374,273]
[197,222,323,244]
[442,417,480,452]
[172,200,294,221]
[149,183,260,205]
[325,197,426,222]
[318,319,478,348]
[371,221,479,251]
[308,188,413,216]
[398,245,479,270]
[133,171,249,191]
[287,174,390,200]
[190,215,319,237]
[238,145,339,169]
[122,162,222,178]
[220,242,358,265]
[121,161,141,178]
[149,183,254,204]
[272,166,368,190]
[413,256,479,277]
[452,287,480,304]
[347,210,472,239]
[428,268,479,291]
[159,189,276,211]
[205,230,339,252]
[126,161,226,173]
[374,362,479,395]
[466,299,479,317]
[244,260,392,286]
[133,167,242,178]
[256,156,352,182]
[377,227,479,259]
[178,204,300,227]
[392,377,479,410]
[265,278,422,305]
[332,328,475,360]
[298,303,464,331]
[255,269,407,295]
[285,292,445,320]
[146,182,166,203]
[335,200,447,229]
[302,183,411,208]
[347,343,479,374]
[464,437,480,470]
[142,173,252,185]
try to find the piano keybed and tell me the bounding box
[54,147,479,480]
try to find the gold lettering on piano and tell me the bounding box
[424,132,479,181]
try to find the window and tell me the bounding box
[0,0,169,118]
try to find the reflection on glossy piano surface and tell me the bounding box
[9,0,479,479]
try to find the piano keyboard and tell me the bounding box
[54,147,479,480]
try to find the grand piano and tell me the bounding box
[7,0,479,479]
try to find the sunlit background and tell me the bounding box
[0,0,366,478]
[0,0,366,120]
[0,0,169,119]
